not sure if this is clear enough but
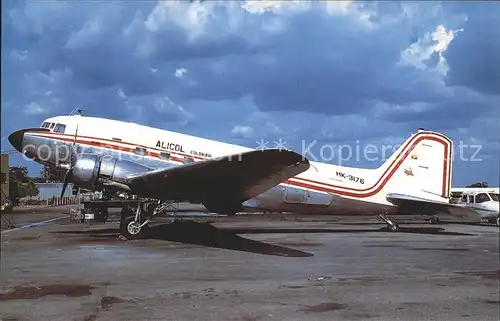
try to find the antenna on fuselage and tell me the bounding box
[69,107,86,116]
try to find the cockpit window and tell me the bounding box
[475,193,490,203]
[40,122,50,128]
[54,124,66,133]
[50,123,55,129]
[489,193,499,202]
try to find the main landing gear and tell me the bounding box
[120,202,150,239]
[119,200,177,239]
[378,213,400,232]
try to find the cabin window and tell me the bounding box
[468,195,474,203]
[134,147,147,156]
[475,193,490,203]
[54,124,66,133]
[489,193,499,202]
[159,152,171,160]
[461,195,468,203]
[184,157,194,164]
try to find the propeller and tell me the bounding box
[60,164,74,197]
[60,148,78,197]
[60,124,79,197]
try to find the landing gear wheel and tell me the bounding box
[378,214,400,232]
[496,217,500,227]
[127,220,141,235]
[120,216,149,240]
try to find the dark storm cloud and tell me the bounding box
[1,1,498,184]
[444,3,500,96]
[174,10,447,115]
[379,95,500,131]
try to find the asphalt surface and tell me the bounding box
[0,208,499,321]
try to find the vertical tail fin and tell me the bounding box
[377,129,453,202]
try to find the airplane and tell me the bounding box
[453,189,499,226]
[8,112,481,239]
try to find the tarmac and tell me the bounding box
[0,206,499,321]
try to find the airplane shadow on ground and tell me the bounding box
[223,226,477,236]
[53,222,313,258]
[52,221,477,258]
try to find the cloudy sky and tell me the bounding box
[2,0,499,186]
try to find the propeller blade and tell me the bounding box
[60,128,79,198]
[60,168,72,198]
[60,182,68,198]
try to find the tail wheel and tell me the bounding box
[389,222,400,232]
[378,214,400,232]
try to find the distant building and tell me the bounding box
[1,154,9,205]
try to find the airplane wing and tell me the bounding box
[386,193,481,220]
[126,149,310,214]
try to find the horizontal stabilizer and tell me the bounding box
[386,193,480,220]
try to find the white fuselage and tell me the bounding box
[21,115,453,216]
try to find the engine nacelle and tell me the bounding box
[70,154,151,191]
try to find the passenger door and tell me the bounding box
[282,184,308,204]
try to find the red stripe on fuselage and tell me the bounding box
[290,134,451,195]
[284,136,449,198]
[29,133,187,164]
[32,132,207,161]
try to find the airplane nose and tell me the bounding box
[8,129,25,152]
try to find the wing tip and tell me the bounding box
[278,149,311,170]
[255,148,311,174]
[261,148,310,161]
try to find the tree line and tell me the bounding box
[465,182,490,188]
[8,166,40,206]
